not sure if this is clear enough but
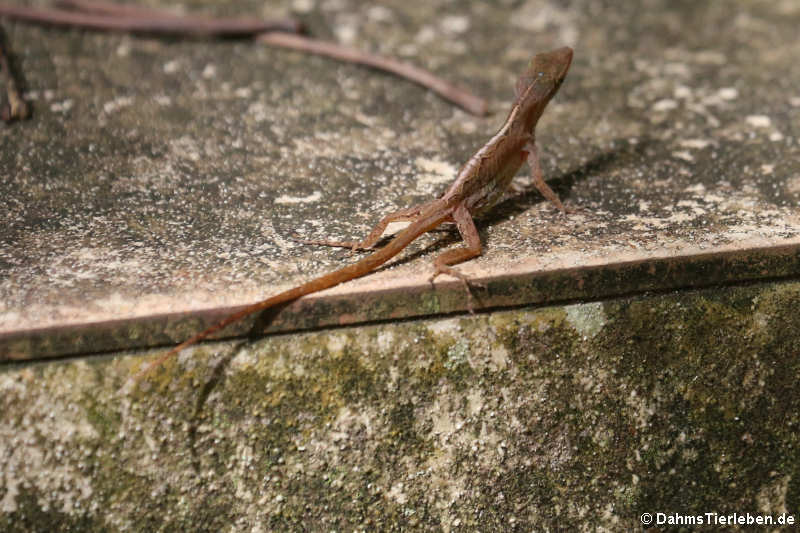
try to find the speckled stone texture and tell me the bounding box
[2,282,800,530]
[1,0,799,530]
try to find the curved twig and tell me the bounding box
[257,32,488,116]
[55,0,187,18]
[0,1,488,115]
[0,4,302,36]
[0,26,29,121]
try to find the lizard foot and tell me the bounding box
[560,201,588,216]
[429,267,486,314]
[290,234,366,252]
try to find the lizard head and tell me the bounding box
[515,47,573,131]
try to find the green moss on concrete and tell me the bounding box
[2,280,799,530]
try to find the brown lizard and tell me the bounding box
[133,46,573,382]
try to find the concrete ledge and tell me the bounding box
[2,0,800,530]
[2,281,799,530]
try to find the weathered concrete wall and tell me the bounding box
[2,0,800,530]
[3,0,800,360]
[2,281,799,531]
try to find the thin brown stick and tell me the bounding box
[57,0,304,36]
[1,2,487,115]
[0,26,29,122]
[257,32,488,116]
[55,0,181,18]
[0,4,302,36]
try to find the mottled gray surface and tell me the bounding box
[2,0,799,350]
[1,0,800,530]
[2,282,800,530]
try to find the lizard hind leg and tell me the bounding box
[293,204,427,251]
[428,205,485,312]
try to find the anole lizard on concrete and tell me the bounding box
[133,46,573,382]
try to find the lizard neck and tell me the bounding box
[440,100,532,206]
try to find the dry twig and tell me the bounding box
[0,26,29,122]
[0,3,302,36]
[257,32,487,116]
[0,1,487,114]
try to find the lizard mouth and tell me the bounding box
[552,46,574,77]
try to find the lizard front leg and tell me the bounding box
[526,142,572,213]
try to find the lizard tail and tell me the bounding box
[130,208,451,385]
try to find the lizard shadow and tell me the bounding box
[185,301,293,473]
[482,144,630,227]
[353,143,638,270]
[186,341,247,473]
[180,145,638,425]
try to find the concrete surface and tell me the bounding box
[1,0,799,530]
